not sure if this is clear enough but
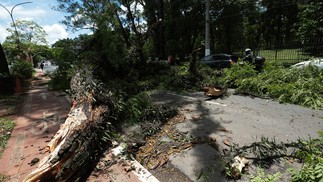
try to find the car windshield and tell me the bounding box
[214,55,230,61]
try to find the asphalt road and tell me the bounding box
[42,65,58,74]
[150,91,323,182]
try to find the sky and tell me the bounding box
[0,0,89,45]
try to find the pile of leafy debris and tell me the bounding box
[223,130,323,181]
[204,62,323,109]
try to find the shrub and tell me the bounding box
[0,118,16,158]
[48,69,71,91]
[289,131,323,182]
[220,63,257,87]
[113,91,152,125]
[198,64,224,87]
[10,61,34,79]
[250,168,282,182]
[159,62,206,91]
[197,60,322,109]
[235,63,323,109]
[48,61,79,91]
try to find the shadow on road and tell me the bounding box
[151,91,229,181]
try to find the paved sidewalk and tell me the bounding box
[0,69,157,182]
[0,69,70,181]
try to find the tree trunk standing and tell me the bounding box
[275,13,283,48]
[210,23,216,54]
[143,0,165,60]
[157,0,165,59]
[224,17,233,54]
[24,70,114,182]
[0,43,10,74]
[189,48,201,76]
[0,42,13,94]
[124,0,145,62]
[108,1,131,48]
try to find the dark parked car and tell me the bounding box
[200,54,238,69]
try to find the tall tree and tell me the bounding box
[121,0,146,62]
[6,20,48,45]
[260,0,299,48]
[5,20,48,63]
[297,0,323,41]
[143,0,166,59]
[0,43,10,74]
[241,0,262,51]
[163,1,204,58]
[207,0,247,53]
[215,1,244,53]
[54,0,147,62]
[0,42,12,94]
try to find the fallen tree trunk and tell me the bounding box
[24,70,114,182]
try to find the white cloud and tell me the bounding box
[0,5,44,43]
[0,26,9,43]
[0,11,9,20]
[18,17,34,22]
[0,21,69,44]
[14,6,47,17]
[43,24,69,45]
[0,3,89,45]
[0,5,46,21]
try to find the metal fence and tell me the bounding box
[254,39,323,64]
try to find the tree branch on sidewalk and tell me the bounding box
[24,69,115,182]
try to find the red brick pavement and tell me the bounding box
[0,69,70,181]
[0,69,159,182]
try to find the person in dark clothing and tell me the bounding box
[243,48,266,72]
[242,48,254,63]
[40,62,44,70]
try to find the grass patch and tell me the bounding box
[0,94,25,116]
[0,117,16,158]
[0,174,9,182]
[258,49,311,66]
[250,168,282,182]
[258,49,310,60]
[0,94,24,106]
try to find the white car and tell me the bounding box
[291,58,323,69]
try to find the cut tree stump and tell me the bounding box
[24,70,113,182]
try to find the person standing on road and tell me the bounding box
[40,62,44,71]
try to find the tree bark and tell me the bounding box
[24,70,113,182]
[0,43,10,74]
[124,0,145,62]
[157,0,165,59]
[108,1,131,48]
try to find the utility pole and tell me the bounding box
[205,0,210,56]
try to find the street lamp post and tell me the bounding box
[0,2,32,46]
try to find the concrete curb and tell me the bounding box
[111,144,160,182]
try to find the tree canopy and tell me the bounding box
[50,0,322,60]
[2,0,322,81]
[5,19,48,45]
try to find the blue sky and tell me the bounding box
[0,0,89,44]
